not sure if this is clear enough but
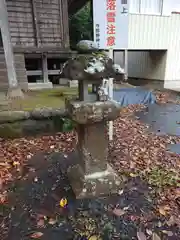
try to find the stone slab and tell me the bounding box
[66,100,120,124]
[0,118,64,139]
[0,110,30,123]
[59,78,69,86]
[68,80,78,88]
[69,164,123,199]
[28,82,53,90]
[77,122,108,175]
[0,108,67,124]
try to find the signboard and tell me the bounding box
[93,0,129,49]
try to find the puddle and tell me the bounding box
[136,103,180,136]
[167,144,180,154]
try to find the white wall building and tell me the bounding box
[114,0,180,91]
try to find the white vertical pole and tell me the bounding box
[124,49,128,81]
[108,48,114,141]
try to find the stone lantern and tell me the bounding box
[62,41,125,198]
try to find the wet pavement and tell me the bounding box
[136,103,180,136]
[2,152,179,240]
[167,144,180,154]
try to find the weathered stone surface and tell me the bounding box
[7,87,24,99]
[75,165,123,199]
[61,53,124,82]
[0,108,71,138]
[67,163,85,196]
[0,118,65,139]
[30,107,67,120]
[0,122,23,139]
[76,40,99,53]
[77,122,108,174]
[68,80,78,88]
[65,150,123,199]
[0,108,67,124]
[65,97,122,199]
[0,111,30,123]
[66,100,120,124]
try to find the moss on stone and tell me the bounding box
[0,122,23,139]
[0,111,29,124]
[76,55,89,67]
[0,117,75,139]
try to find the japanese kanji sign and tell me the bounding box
[93,0,129,49]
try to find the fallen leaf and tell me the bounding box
[118,189,124,195]
[0,193,8,204]
[13,161,20,166]
[0,178,3,190]
[123,206,130,211]
[166,216,176,226]
[113,208,126,217]
[30,232,43,239]
[48,218,56,225]
[146,229,153,236]
[0,162,11,168]
[159,208,166,216]
[34,177,38,182]
[137,231,147,240]
[158,205,170,216]
[157,221,163,228]
[152,233,161,240]
[130,173,137,177]
[162,230,173,236]
[89,235,101,240]
[37,219,45,228]
[174,188,180,199]
[130,215,139,221]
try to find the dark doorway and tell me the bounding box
[0,29,3,47]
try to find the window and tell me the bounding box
[130,0,163,15]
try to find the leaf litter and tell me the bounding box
[0,90,180,239]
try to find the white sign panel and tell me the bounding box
[93,0,129,49]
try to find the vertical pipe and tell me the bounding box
[139,0,141,13]
[160,0,163,15]
[124,49,128,81]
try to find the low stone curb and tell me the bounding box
[0,108,68,124]
[0,108,69,139]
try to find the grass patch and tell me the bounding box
[1,84,131,112]
[4,87,78,111]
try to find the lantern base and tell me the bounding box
[70,164,123,199]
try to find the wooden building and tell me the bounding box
[0,0,87,91]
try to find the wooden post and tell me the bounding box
[42,54,49,83]
[31,0,40,47]
[0,0,19,89]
